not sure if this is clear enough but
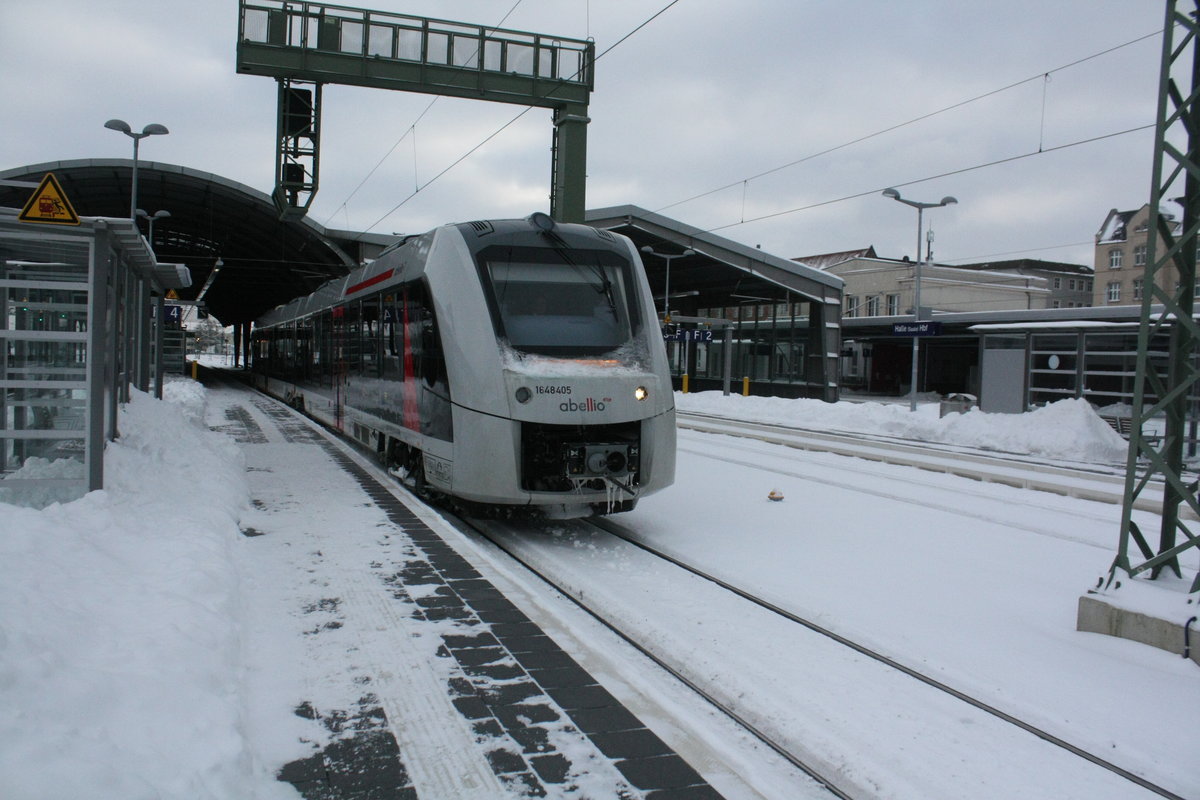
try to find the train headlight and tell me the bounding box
[515,386,532,404]
[634,386,649,401]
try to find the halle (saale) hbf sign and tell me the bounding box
[892,321,942,337]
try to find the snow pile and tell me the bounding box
[0,455,86,508]
[0,382,287,799]
[676,392,1131,463]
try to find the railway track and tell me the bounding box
[454,514,1186,800]
[677,411,1194,519]
[453,513,857,800]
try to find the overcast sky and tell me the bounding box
[0,1,1170,269]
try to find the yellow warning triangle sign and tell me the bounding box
[19,173,80,225]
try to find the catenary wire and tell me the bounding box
[353,0,686,237]
[323,0,526,227]
[653,27,1164,215]
[702,124,1155,234]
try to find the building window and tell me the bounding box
[886,294,899,315]
[1133,278,1143,300]
[1134,245,1147,267]
[1107,281,1121,302]
[1053,277,1062,290]
[1109,249,1123,269]
[1086,280,1093,291]
[865,295,880,317]
[1052,300,1061,309]
[844,295,856,318]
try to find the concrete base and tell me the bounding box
[1077,594,1200,666]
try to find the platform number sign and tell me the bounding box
[663,328,714,342]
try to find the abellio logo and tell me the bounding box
[560,397,611,412]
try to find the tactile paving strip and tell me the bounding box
[316,444,724,800]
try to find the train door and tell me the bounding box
[331,305,346,431]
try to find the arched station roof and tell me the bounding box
[0,159,367,326]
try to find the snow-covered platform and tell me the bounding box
[212,377,723,799]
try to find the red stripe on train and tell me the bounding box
[344,268,395,296]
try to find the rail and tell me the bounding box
[676,411,1195,519]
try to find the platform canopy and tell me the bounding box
[585,205,842,312]
[0,159,365,326]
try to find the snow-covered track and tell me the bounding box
[590,518,1187,800]
[677,411,1190,519]
[451,514,1184,800]
[452,514,857,800]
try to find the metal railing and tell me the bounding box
[239,0,593,87]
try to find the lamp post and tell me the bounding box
[640,246,695,322]
[104,119,169,220]
[136,208,170,250]
[881,188,957,412]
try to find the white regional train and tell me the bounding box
[251,212,676,515]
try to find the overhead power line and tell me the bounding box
[655,27,1164,215]
[325,0,526,225]
[351,0,686,236]
[703,124,1155,234]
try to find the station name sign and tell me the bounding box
[892,321,942,337]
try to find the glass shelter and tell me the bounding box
[0,207,190,507]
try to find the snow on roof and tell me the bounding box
[1097,209,1135,243]
[791,247,877,270]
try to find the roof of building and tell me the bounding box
[951,257,1093,276]
[791,247,877,271]
[1096,208,1140,244]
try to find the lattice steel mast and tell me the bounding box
[1110,0,1200,595]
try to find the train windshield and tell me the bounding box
[479,245,641,357]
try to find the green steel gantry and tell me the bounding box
[1110,0,1200,596]
[235,0,594,222]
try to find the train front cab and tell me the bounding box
[427,217,676,513]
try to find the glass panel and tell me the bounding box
[397,28,422,61]
[339,21,363,53]
[560,48,584,81]
[507,43,533,75]
[426,32,449,64]
[479,247,638,357]
[367,24,392,57]
[453,36,479,68]
[483,39,503,71]
[243,9,269,42]
[537,46,555,77]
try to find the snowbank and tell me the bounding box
[676,392,1131,463]
[0,381,290,799]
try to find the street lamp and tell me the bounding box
[640,246,695,322]
[136,208,170,250]
[104,119,169,220]
[881,188,958,412]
